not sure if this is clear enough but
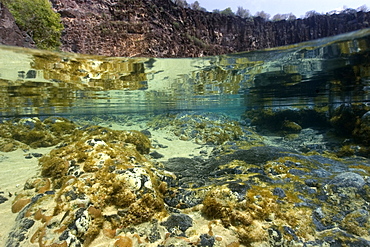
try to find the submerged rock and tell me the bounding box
[0,194,8,204]
[161,213,193,235]
[6,126,164,246]
[5,114,370,246]
[328,172,365,189]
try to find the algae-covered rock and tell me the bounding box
[0,137,28,152]
[6,113,370,246]
[0,117,79,149]
[329,104,370,136]
[245,107,329,134]
[353,110,370,146]
[281,119,302,133]
[7,125,164,246]
[202,184,313,246]
[0,116,153,154]
[148,112,250,145]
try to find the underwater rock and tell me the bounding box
[318,228,370,246]
[280,120,302,134]
[309,170,370,240]
[6,114,370,246]
[24,153,33,159]
[148,112,251,145]
[164,188,204,209]
[31,153,43,158]
[7,126,165,246]
[340,209,370,236]
[208,146,296,166]
[150,150,164,159]
[0,117,77,149]
[0,194,8,203]
[245,107,329,133]
[353,110,370,146]
[161,213,193,235]
[330,104,359,136]
[199,234,215,247]
[328,172,365,189]
[272,187,286,198]
[6,218,35,246]
[140,129,152,138]
[329,103,370,144]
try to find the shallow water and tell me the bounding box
[1,28,370,117]
[1,29,370,246]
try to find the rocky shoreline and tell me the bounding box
[1,104,370,246]
[1,0,370,57]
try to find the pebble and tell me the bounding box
[140,129,152,138]
[150,151,164,159]
[273,187,286,198]
[24,153,33,159]
[161,213,193,234]
[199,234,215,246]
[0,194,8,204]
[32,153,43,158]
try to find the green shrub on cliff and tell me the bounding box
[2,0,63,50]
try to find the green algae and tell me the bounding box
[148,113,246,145]
[341,210,370,237]
[199,154,321,246]
[27,127,166,245]
[39,154,69,187]
[281,120,302,134]
[202,184,314,246]
[245,106,329,135]
[0,117,79,149]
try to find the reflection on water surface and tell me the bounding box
[0,28,370,116]
[1,28,370,247]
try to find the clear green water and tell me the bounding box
[2,28,370,247]
[1,28,369,117]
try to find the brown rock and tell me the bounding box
[49,0,370,58]
[0,2,34,48]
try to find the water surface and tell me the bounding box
[1,28,369,117]
[2,28,370,247]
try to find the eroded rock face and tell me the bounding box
[50,0,370,57]
[2,0,370,57]
[0,3,34,48]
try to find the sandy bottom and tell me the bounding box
[102,121,215,162]
[0,147,54,245]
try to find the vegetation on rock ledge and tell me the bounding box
[2,0,63,50]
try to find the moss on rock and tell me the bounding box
[202,183,314,246]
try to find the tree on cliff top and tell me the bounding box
[2,0,63,50]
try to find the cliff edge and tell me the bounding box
[51,0,370,57]
[0,2,34,48]
[2,0,370,57]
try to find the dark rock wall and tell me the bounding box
[0,3,34,48]
[2,0,370,57]
[51,0,370,57]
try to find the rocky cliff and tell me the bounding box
[0,2,34,48]
[2,0,370,57]
[51,0,370,57]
